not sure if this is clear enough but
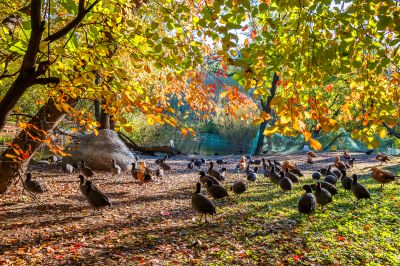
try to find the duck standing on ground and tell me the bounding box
[370,167,397,188]
[191,182,216,223]
[24,173,47,194]
[230,181,247,195]
[340,169,352,191]
[376,153,390,165]
[188,159,195,169]
[85,180,111,210]
[298,185,317,215]
[111,159,122,176]
[206,180,228,200]
[199,171,220,185]
[279,171,293,192]
[314,181,332,210]
[78,175,88,196]
[247,167,258,182]
[207,162,224,181]
[80,160,94,177]
[63,163,75,174]
[351,174,371,201]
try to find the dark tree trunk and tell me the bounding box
[110,118,115,130]
[0,0,98,131]
[253,72,279,156]
[94,99,101,122]
[99,109,110,130]
[0,98,76,193]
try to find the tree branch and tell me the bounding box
[30,77,60,85]
[383,122,400,139]
[44,0,100,43]
[21,0,44,70]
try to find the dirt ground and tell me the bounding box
[1,152,399,265]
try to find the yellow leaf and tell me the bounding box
[310,138,322,151]
[93,128,99,136]
[252,118,264,125]
[379,127,387,139]
[220,91,228,98]
[123,124,133,133]
[263,125,278,136]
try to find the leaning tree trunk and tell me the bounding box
[0,98,76,193]
[253,72,279,156]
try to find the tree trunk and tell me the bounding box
[118,132,182,156]
[99,111,110,129]
[0,98,76,193]
[94,99,101,122]
[253,72,279,156]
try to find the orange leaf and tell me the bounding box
[310,138,322,151]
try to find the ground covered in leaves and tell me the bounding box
[1,152,399,265]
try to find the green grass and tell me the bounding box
[200,170,400,265]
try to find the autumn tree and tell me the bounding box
[0,0,215,193]
[197,0,399,150]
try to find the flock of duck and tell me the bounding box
[22,151,398,222]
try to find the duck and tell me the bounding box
[324,174,338,186]
[332,169,342,179]
[191,182,216,223]
[365,149,374,155]
[343,151,351,160]
[63,163,75,174]
[312,171,322,180]
[187,159,195,169]
[237,156,247,171]
[249,159,262,165]
[200,157,206,164]
[230,181,247,195]
[155,155,168,164]
[199,171,220,186]
[78,175,88,196]
[111,159,122,175]
[156,158,171,171]
[216,159,227,165]
[279,171,293,192]
[268,165,281,185]
[351,174,371,201]
[290,167,304,177]
[318,165,332,176]
[131,162,140,180]
[206,180,228,199]
[314,181,332,210]
[370,167,396,188]
[282,160,296,172]
[156,168,164,177]
[310,181,338,196]
[24,173,47,194]
[47,155,58,164]
[298,185,317,215]
[247,167,258,182]
[219,167,227,180]
[194,159,203,168]
[347,158,355,167]
[334,156,348,171]
[376,153,390,165]
[85,180,111,209]
[262,158,270,176]
[307,156,314,164]
[340,169,352,191]
[285,168,299,183]
[207,162,224,181]
[80,160,94,177]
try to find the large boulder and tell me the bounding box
[63,129,136,171]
